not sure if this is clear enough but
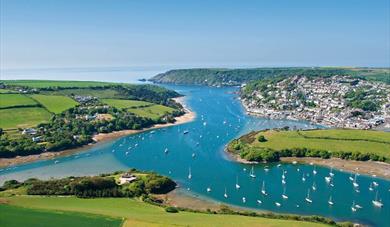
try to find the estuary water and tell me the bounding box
[0,84,389,227]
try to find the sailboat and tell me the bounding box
[351,201,357,212]
[249,166,256,178]
[369,183,374,191]
[305,189,312,203]
[206,187,212,192]
[282,178,286,184]
[235,176,241,189]
[373,181,379,187]
[328,196,334,205]
[313,166,317,175]
[349,173,354,181]
[325,176,331,183]
[224,187,228,198]
[372,191,383,207]
[282,187,288,199]
[302,173,306,182]
[329,167,334,177]
[282,171,286,179]
[242,197,246,203]
[261,181,267,195]
[312,182,317,191]
[164,148,169,154]
[188,167,192,179]
[353,174,359,188]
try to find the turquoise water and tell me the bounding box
[0,85,389,227]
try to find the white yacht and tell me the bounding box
[372,191,383,208]
[282,187,288,199]
[242,197,246,203]
[188,167,192,179]
[312,182,317,191]
[329,167,334,177]
[235,176,241,189]
[328,196,334,206]
[325,176,331,183]
[351,201,357,212]
[224,187,228,198]
[305,189,312,203]
[206,187,211,193]
[261,181,267,195]
[353,174,359,188]
[275,202,281,207]
[249,166,256,178]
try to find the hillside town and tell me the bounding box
[241,75,390,129]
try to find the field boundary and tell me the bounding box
[296,130,390,145]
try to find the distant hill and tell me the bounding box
[149,67,390,86]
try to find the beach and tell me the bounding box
[0,98,195,168]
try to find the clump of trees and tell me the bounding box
[228,138,387,163]
[1,170,177,198]
[258,135,267,142]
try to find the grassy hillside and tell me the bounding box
[103,99,176,120]
[30,94,78,114]
[228,129,390,163]
[0,94,38,108]
[102,99,153,109]
[0,204,122,227]
[2,197,332,227]
[150,67,390,86]
[0,107,52,129]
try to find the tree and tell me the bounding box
[258,135,267,142]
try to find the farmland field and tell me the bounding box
[31,94,78,114]
[42,88,125,99]
[102,98,153,109]
[127,104,175,119]
[2,196,331,227]
[0,94,37,108]
[103,98,175,119]
[0,107,52,129]
[0,204,122,227]
[1,80,116,88]
[248,129,390,159]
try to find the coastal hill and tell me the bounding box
[227,128,390,164]
[0,80,185,159]
[0,170,349,227]
[149,67,390,86]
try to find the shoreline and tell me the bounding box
[225,149,390,179]
[0,98,196,168]
[281,157,390,179]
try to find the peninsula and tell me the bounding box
[0,80,193,166]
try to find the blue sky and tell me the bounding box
[1,0,389,69]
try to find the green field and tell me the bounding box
[1,80,116,88]
[2,196,330,227]
[249,129,390,159]
[103,98,175,119]
[0,107,52,129]
[127,104,175,119]
[0,89,16,94]
[31,94,78,114]
[0,204,122,227]
[102,99,153,109]
[42,88,125,99]
[0,94,38,108]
